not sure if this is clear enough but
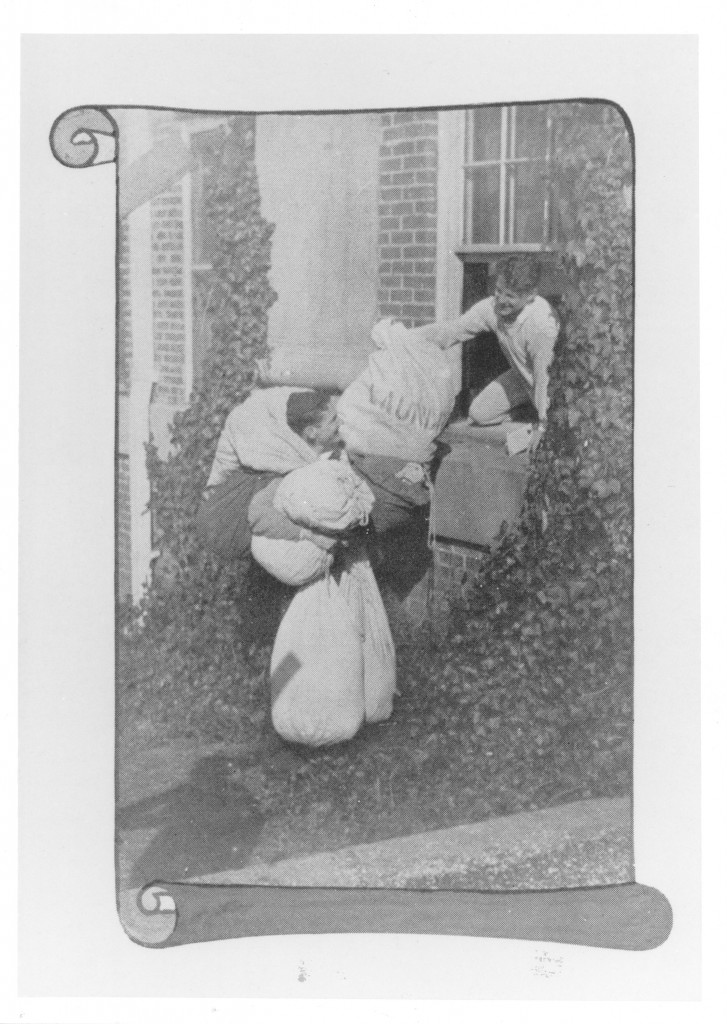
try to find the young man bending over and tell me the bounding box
[197,388,341,561]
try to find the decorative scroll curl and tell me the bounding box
[50,107,117,168]
[118,883,178,946]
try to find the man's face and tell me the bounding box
[306,396,341,453]
[493,277,536,321]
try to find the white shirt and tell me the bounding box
[206,387,317,489]
[421,295,559,394]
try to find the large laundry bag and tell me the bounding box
[251,456,376,585]
[274,455,375,532]
[250,456,374,586]
[250,535,333,587]
[270,575,365,746]
[337,318,458,463]
[338,554,396,724]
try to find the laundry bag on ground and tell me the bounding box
[270,574,365,746]
[338,552,397,724]
[336,318,458,463]
[265,458,394,746]
[250,534,333,588]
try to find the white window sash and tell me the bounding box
[436,109,466,392]
[465,105,553,250]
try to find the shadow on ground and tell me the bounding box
[117,753,267,888]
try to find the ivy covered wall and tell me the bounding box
[121,102,634,757]
[464,102,634,759]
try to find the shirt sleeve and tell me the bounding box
[413,297,498,349]
[524,304,559,421]
[523,304,559,366]
[206,421,241,489]
[248,479,304,542]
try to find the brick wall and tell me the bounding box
[116,111,191,601]
[433,539,486,597]
[117,210,132,599]
[117,454,132,599]
[118,219,132,396]
[395,540,486,630]
[377,110,438,328]
[151,186,187,406]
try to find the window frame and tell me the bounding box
[436,106,565,415]
[180,116,230,390]
[462,103,556,253]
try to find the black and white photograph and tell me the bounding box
[77,94,658,942]
[18,32,706,1002]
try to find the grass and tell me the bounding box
[118,595,632,868]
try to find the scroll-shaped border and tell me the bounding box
[118,884,178,946]
[50,101,672,955]
[118,880,671,951]
[50,106,118,169]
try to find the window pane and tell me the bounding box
[514,104,550,160]
[470,106,502,162]
[192,268,215,384]
[467,166,501,244]
[511,160,547,244]
[191,128,224,266]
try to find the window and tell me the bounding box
[446,104,564,414]
[463,104,555,250]
[189,125,225,385]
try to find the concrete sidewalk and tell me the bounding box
[190,796,631,890]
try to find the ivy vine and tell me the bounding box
[121,103,635,744]
[464,102,634,709]
[119,115,281,735]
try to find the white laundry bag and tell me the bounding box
[338,554,396,724]
[270,575,365,746]
[337,318,458,463]
[274,454,375,533]
[250,534,333,587]
[251,456,374,587]
[266,460,395,746]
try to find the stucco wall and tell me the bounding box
[255,112,380,372]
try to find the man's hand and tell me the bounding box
[529,422,546,453]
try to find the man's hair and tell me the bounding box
[495,255,542,294]
[286,389,335,438]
